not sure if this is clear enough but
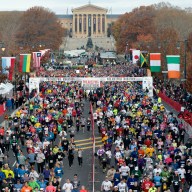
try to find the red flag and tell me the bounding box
[8,57,15,80]
[33,52,41,68]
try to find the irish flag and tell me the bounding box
[19,54,31,73]
[166,55,180,78]
[150,53,161,72]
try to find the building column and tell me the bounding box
[105,14,107,36]
[91,14,94,37]
[96,14,98,36]
[100,15,102,35]
[72,15,75,37]
[82,14,84,35]
[86,14,89,37]
[77,14,79,36]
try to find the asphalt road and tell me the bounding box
[0,98,102,191]
[0,94,190,192]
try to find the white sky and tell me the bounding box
[0,0,191,14]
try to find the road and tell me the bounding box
[0,94,190,192]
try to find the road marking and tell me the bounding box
[75,137,101,143]
[76,140,102,146]
[12,161,16,167]
[75,144,102,150]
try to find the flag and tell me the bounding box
[39,49,46,57]
[132,50,140,64]
[40,49,50,58]
[129,49,135,61]
[150,53,161,72]
[1,57,15,80]
[33,52,41,68]
[166,55,180,78]
[19,54,31,73]
[140,51,149,68]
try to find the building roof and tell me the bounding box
[72,3,108,13]
[100,52,117,59]
[57,14,73,19]
[107,14,122,19]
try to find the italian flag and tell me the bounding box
[19,54,31,73]
[150,53,161,72]
[166,55,180,78]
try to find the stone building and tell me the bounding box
[57,3,121,38]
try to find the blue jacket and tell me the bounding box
[154,176,162,187]
[113,173,121,186]
[54,167,63,178]
[127,177,137,189]
[0,171,5,181]
[18,168,27,178]
[37,180,48,189]
[13,183,23,190]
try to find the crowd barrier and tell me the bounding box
[157,91,192,137]
[158,91,182,112]
[90,102,95,192]
[0,103,6,116]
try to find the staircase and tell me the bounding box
[63,36,116,51]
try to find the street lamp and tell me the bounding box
[125,43,129,61]
[158,41,168,86]
[0,41,6,53]
[176,39,188,81]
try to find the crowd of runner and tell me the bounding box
[0,81,89,192]
[154,77,192,113]
[38,64,146,78]
[93,81,192,192]
[0,62,191,192]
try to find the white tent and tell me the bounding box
[0,83,13,98]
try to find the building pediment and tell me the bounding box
[72,4,108,13]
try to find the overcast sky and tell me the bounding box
[0,0,191,14]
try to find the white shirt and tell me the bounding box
[153,168,162,176]
[43,141,50,149]
[119,165,130,176]
[93,113,98,120]
[117,182,128,192]
[29,171,39,180]
[106,150,112,159]
[62,183,73,192]
[115,151,122,160]
[177,168,186,179]
[101,180,112,191]
[115,139,122,147]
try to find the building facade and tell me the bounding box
[57,3,121,38]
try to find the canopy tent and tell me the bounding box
[0,83,13,98]
[100,52,117,59]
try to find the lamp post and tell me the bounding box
[0,41,5,52]
[176,40,188,81]
[0,42,6,82]
[158,41,168,87]
[125,42,129,61]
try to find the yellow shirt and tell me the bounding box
[52,147,59,154]
[2,169,15,178]
[145,147,155,157]
[137,111,142,117]
[16,111,21,118]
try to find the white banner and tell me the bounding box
[29,76,153,96]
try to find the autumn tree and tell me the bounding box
[16,6,64,51]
